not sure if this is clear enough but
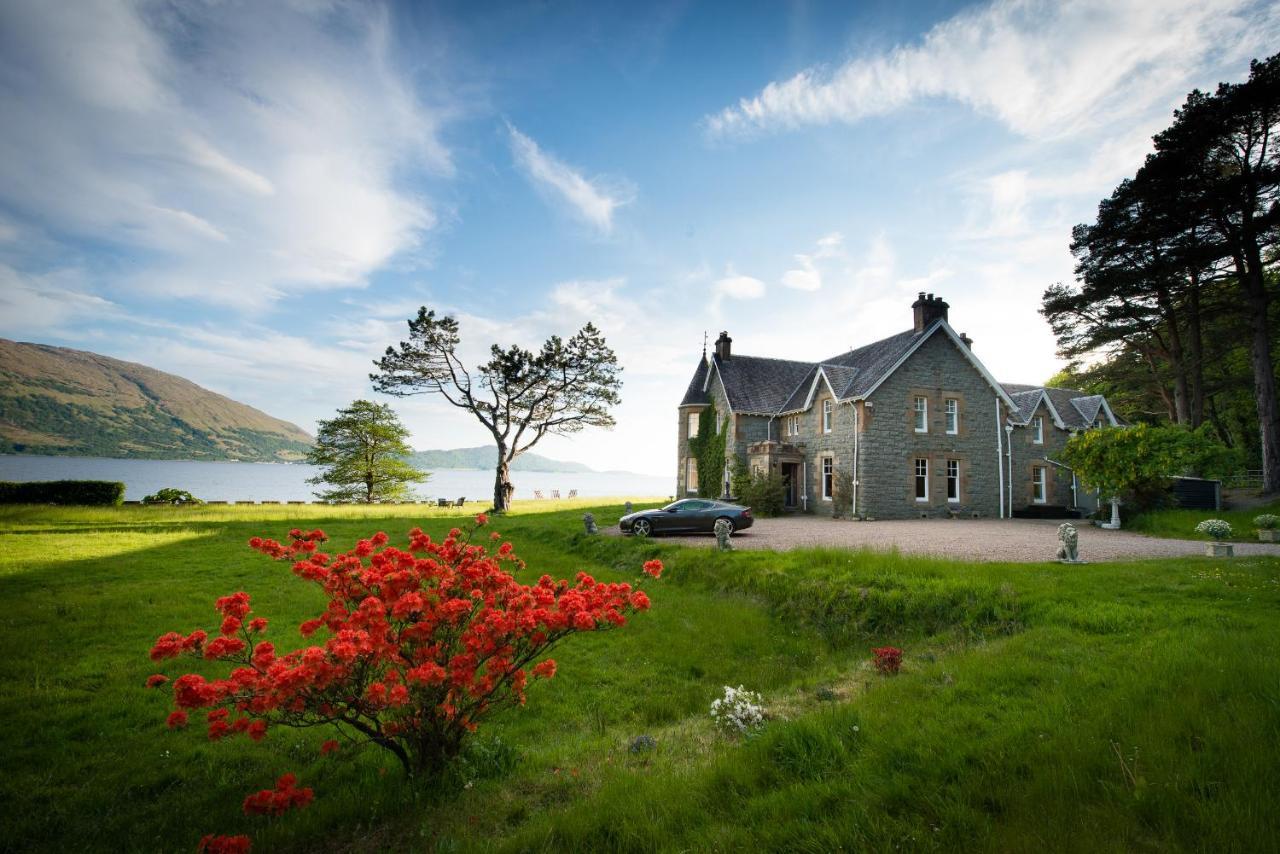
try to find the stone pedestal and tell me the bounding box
[1205,542,1234,557]
[1257,529,1278,543]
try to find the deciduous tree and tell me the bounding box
[371,310,621,511]
[306,400,426,503]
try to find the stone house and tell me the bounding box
[676,293,1120,519]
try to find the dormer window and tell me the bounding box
[1032,416,1044,444]
[914,396,928,432]
[822,399,833,433]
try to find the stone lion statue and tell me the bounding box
[1056,522,1079,562]
[714,517,733,551]
[582,513,599,535]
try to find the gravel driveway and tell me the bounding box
[608,516,1280,563]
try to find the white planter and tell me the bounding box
[1205,542,1234,557]
[1257,530,1279,543]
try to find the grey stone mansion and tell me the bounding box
[677,293,1120,519]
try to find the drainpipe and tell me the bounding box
[852,402,860,519]
[1005,424,1014,517]
[801,460,808,512]
[995,397,1005,519]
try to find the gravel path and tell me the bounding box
[607,517,1280,563]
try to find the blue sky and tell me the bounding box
[1,0,1276,476]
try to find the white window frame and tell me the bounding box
[821,457,834,501]
[945,398,958,434]
[946,459,960,503]
[914,458,929,502]
[1032,466,1047,503]
[688,411,699,438]
[686,457,698,494]
[1032,416,1044,444]
[822,399,833,433]
[914,396,928,433]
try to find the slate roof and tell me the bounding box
[822,329,921,398]
[680,321,1118,428]
[711,353,815,414]
[999,384,1114,429]
[678,356,711,406]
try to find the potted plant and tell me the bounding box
[1254,514,1279,542]
[1195,519,1234,557]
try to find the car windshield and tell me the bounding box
[661,501,687,511]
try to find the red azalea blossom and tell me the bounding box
[198,834,252,854]
[146,674,170,688]
[871,646,903,675]
[474,513,489,526]
[242,773,313,817]
[149,523,659,804]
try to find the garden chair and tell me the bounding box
[454,496,466,507]
[551,489,561,500]
[567,489,577,499]
[533,490,544,500]
[437,498,448,508]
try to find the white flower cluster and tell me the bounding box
[1196,519,1233,541]
[710,685,766,735]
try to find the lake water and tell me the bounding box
[0,455,673,503]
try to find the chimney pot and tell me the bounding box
[714,330,733,360]
[911,293,950,333]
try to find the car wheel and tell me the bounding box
[716,516,735,534]
[632,518,653,537]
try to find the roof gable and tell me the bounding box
[709,353,814,414]
[855,321,1019,409]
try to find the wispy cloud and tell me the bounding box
[714,271,766,301]
[705,0,1278,140]
[507,123,634,234]
[781,231,844,291]
[0,0,449,309]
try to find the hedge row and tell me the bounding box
[0,480,126,505]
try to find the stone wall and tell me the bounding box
[856,333,1008,519]
[1007,401,1099,512]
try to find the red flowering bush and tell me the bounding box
[871,646,903,675]
[149,515,660,786]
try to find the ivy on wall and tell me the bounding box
[688,403,728,498]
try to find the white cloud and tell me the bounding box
[781,231,845,290]
[706,0,1278,140]
[714,272,766,301]
[781,256,822,291]
[508,124,634,234]
[0,0,448,308]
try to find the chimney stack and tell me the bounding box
[959,332,973,349]
[714,330,732,360]
[912,292,949,332]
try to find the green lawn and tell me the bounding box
[1,503,1278,852]
[1129,499,1280,542]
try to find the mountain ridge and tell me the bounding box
[407,446,595,473]
[0,339,314,462]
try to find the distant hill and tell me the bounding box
[0,339,314,462]
[408,446,594,473]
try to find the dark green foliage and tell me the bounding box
[688,404,728,498]
[730,459,786,516]
[307,400,427,503]
[832,469,854,517]
[141,488,202,505]
[0,480,124,505]
[1043,53,1280,490]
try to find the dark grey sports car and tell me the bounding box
[619,499,753,537]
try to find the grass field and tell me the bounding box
[1128,499,1280,543]
[2,502,1278,852]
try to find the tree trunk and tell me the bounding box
[1154,284,1191,424]
[1187,274,1205,428]
[365,475,375,504]
[492,448,514,512]
[1243,257,1280,493]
